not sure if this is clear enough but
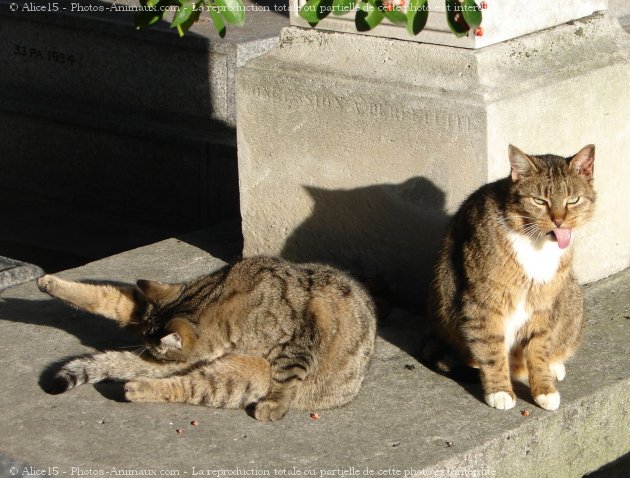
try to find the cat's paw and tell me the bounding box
[254,399,289,421]
[37,275,58,294]
[534,391,560,411]
[550,362,566,381]
[485,391,516,410]
[124,381,153,402]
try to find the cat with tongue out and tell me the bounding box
[426,144,596,412]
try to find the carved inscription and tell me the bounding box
[248,86,478,134]
[13,43,77,66]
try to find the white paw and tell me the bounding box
[550,363,566,381]
[535,391,560,411]
[485,391,516,410]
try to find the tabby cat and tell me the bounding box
[427,144,596,411]
[38,257,377,421]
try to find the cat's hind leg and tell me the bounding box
[124,354,271,409]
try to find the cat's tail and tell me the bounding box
[43,351,190,394]
[37,275,144,325]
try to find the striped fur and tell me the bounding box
[38,257,377,421]
[426,145,595,411]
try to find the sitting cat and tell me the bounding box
[426,144,596,411]
[38,256,377,421]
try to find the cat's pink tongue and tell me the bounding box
[552,228,572,249]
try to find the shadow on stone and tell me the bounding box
[0,1,241,272]
[281,176,451,312]
[0,295,139,351]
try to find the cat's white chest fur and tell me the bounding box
[504,232,567,350]
[505,297,529,351]
[507,232,567,283]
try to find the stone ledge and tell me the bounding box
[0,256,43,291]
[0,239,628,476]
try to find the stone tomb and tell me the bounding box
[237,10,630,305]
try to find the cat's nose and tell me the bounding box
[553,219,563,227]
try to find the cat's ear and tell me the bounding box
[509,145,539,181]
[160,332,182,349]
[136,280,183,305]
[569,144,595,181]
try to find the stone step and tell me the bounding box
[0,238,628,476]
[0,256,43,291]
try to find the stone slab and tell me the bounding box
[0,0,286,269]
[0,256,43,291]
[0,0,287,127]
[236,14,630,305]
[0,239,629,476]
[290,0,608,49]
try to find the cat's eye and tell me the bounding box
[567,197,580,205]
[532,197,547,206]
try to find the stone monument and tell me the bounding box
[237,0,630,306]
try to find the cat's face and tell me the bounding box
[134,280,198,361]
[505,145,596,249]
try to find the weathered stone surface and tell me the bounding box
[237,14,630,304]
[0,0,286,268]
[0,256,43,291]
[0,240,628,476]
[0,0,287,127]
[290,0,608,48]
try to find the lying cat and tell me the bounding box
[427,144,596,411]
[38,256,377,421]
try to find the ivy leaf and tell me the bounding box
[135,0,167,29]
[355,0,384,31]
[175,7,201,36]
[171,1,195,28]
[461,0,481,29]
[445,0,469,37]
[406,0,428,35]
[299,0,334,25]
[332,0,355,17]
[382,2,406,25]
[208,4,227,38]
[215,0,245,25]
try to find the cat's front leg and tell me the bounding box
[523,322,560,411]
[255,346,313,421]
[463,321,515,410]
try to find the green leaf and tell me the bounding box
[299,0,334,25]
[445,0,469,37]
[171,2,195,28]
[406,0,428,35]
[461,0,481,29]
[332,0,355,16]
[175,8,200,36]
[355,0,384,31]
[215,0,245,26]
[135,0,166,29]
[382,2,406,25]
[208,5,227,38]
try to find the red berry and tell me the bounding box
[480,1,488,9]
[474,27,484,37]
